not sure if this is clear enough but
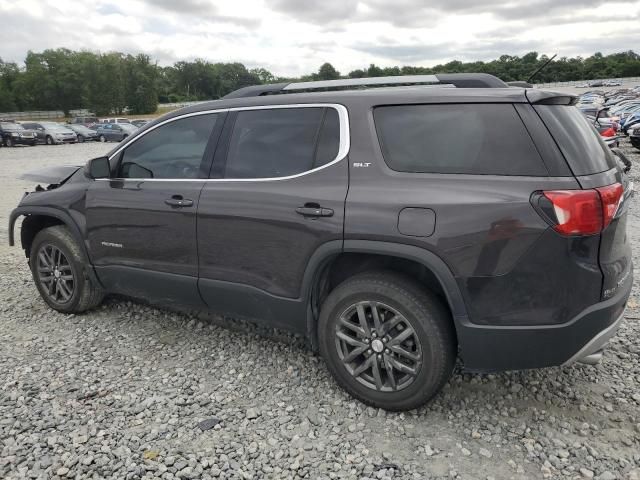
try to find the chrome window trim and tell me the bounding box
[99,103,350,183]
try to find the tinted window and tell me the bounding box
[535,105,616,176]
[118,114,217,179]
[315,108,340,167]
[374,104,548,176]
[224,107,340,179]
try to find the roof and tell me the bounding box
[147,74,577,126]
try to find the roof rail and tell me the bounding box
[222,83,290,99]
[222,73,508,99]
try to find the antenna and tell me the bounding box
[527,54,557,84]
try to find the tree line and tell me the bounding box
[1,49,639,116]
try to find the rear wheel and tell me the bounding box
[318,271,456,410]
[29,226,104,313]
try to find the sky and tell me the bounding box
[1,0,639,77]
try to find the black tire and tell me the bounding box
[29,226,104,314]
[99,135,106,142]
[318,271,456,411]
[46,135,54,145]
[6,137,14,147]
[78,135,85,143]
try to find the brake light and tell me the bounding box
[541,183,623,236]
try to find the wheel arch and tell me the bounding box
[11,207,84,255]
[9,207,101,286]
[303,240,468,350]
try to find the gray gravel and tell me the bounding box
[1,141,639,480]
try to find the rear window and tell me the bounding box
[534,105,616,176]
[374,104,548,176]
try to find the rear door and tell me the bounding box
[86,112,224,306]
[534,104,633,301]
[196,105,348,331]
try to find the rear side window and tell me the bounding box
[224,107,340,179]
[534,105,616,176]
[374,104,548,176]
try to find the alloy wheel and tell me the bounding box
[335,301,423,392]
[36,244,75,304]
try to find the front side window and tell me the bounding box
[118,114,218,179]
[224,107,341,179]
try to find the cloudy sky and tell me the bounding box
[1,0,639,77]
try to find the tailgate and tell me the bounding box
[534,103,634,300]
[600,176,633,299]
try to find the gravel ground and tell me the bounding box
[1,141,639,480]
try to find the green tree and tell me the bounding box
[317,63,340,80]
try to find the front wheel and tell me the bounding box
[6,137,14,147]
[46,135,54,145]
[99,135,106,142]
[29,226,104,313]
[78,135,85,143]
[318,271,456,411]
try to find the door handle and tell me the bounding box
[295,206,334,217]
[165,196,194,208]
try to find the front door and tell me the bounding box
[197,105,348,331]
[86,112,224,306]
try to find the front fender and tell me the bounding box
[8,206,101,287]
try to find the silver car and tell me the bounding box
[21,122,78,145]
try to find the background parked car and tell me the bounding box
[0,122,38,147]
[631,128,640,150]
[69,116,98,127]
[96,123,137,142]
[99,118,131,124]
[21,122,78,145]
[66,124,99,142]
[130,119,148,128]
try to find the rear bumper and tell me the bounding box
[457,269,632,372]
[562,310,624,366]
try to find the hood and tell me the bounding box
[21,165,82,184]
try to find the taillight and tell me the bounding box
[596,183,624,229]
[539,183,623,236]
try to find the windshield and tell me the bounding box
[1,123,23,131]
[43,124,71,132]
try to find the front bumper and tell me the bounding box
[457,270,632,372]
[9,137,37,146]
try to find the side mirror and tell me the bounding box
[85,156,111,179]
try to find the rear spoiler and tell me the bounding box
[525,89,577,106]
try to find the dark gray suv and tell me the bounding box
[9,74,633,410]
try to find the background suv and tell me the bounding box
[9,74,633,410]
[0,121,38,147]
